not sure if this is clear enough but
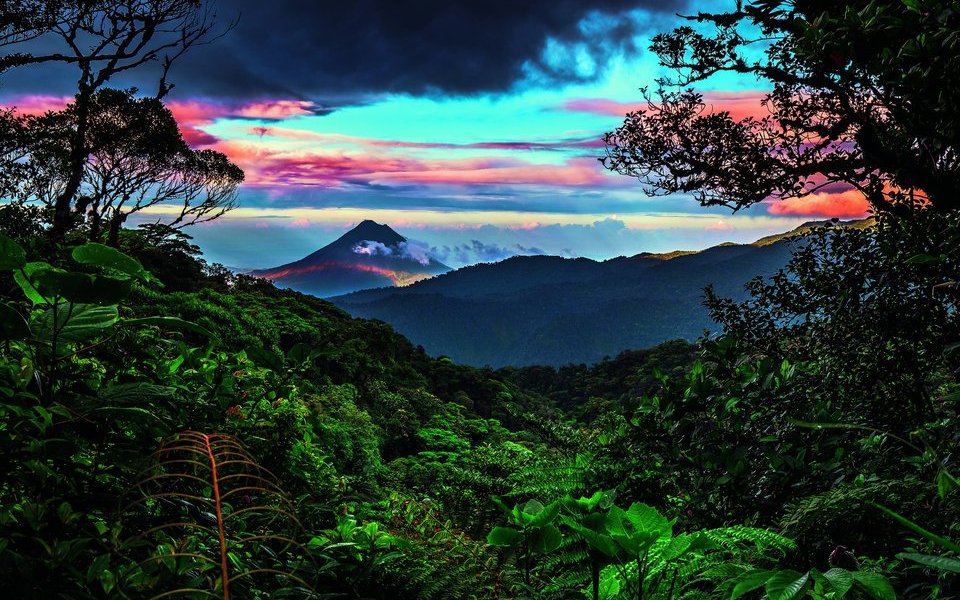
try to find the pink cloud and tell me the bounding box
[289,217,312,228]
[767,189,871,218]
[1,94,70,115]
[706,220,734,231]
[210,139,612,189]
[170,99,313,146]
[247,125,603,151]
[364,157,609,187]
[564,91,770,121]
[1,94,314,147]
[234,100,315,120]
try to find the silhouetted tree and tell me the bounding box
[10,89,242,245]
[604,0,960,214]
[0,0,232,238]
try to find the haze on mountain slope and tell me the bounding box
[329,220,868,367]
[250,220,450,297]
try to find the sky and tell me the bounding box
[0,0,870,269]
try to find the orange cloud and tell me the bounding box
[767,189,871,218]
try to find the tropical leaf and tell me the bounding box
[852,570,895,600]
[871,502,960,552]
[14,261,55,304]
[730,569,775,600]
[764,570,810,600]
[528,523,562,555]
[822,568,854,598]
[0,302,29,340]
[487,526,522,548]
[897,552,960,573]
[0,232,26,270]
[31,303,119,343]
[72,242,151,282]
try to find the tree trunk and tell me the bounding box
[107,211,127,247]
[50,80,92,242]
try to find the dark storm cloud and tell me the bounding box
[169,0,685,100]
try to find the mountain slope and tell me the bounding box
[250,220,450,298]
[330,224,832,367]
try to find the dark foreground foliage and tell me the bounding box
[0,206,957,599]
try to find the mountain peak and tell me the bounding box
[330,219,406,248]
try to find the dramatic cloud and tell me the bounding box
[432,240,548,265]
[766,189,871,218]
[0,94,320,147]
[166,0,685,100]
[564,91,770,121]
[353,239,434,266]
[209,138,614,190]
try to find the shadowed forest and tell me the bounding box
[1,1,959,599]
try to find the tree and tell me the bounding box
[603,0,960,215]
[11,88,243,245]
[0,0,231,238]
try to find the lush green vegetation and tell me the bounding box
[3,0,960,598]
[0,207,956,598]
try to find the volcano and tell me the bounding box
[250,220,450,298]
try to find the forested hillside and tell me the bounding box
[2,212,958,598]
[333,230,800,366]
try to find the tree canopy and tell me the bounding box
[604,0,960,214]
[0,0,233,239]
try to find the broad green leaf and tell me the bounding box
[245,344,284,371]
[528,523,562,555]
[31,303,119,343]
[0,302,29,340]
[897,552,960,573]
[570,523,620,558]
[72,242,150,281]
[565,490,609,512]
[661,533,693,561]
[764,570,810,600]
[287,342,315,363]
[32,270,132,304]
[936,468,960,500]
[822,568,854,598]
[852,571,895,600]
[871,502,960,552]
[14,262,55,304]
[906,253,944,265]
[730,569,774,600]
[487,526,522,548]
[598,568,621,600]
[0,233,26,270]
[607,503,670,555]
[527,500,561,528]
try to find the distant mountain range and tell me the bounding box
[327,220,864,367]
[250,220,450,298]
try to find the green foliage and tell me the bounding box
[726,567,895,600]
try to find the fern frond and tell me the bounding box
[510,453,594,498]
[118,430,315,599]
[701,525,796,556]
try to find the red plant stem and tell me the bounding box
[204,434,230,600]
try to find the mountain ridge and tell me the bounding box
[330,219,868,366]
[250,220,450,298]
